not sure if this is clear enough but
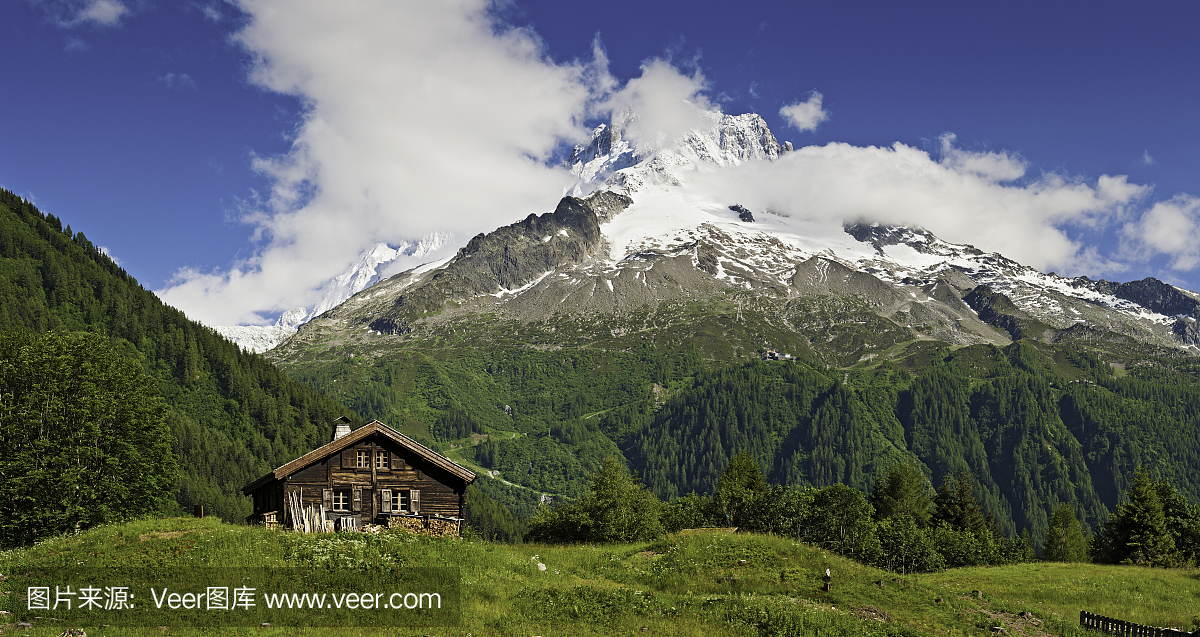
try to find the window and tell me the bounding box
[376,451,389,469]
[356,450,368,468]
[332,490,350,511]
[391,490,409,513]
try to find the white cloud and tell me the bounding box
[97,245,120,266]
[600,58,712,149]
[938,132,1026,182]
[779,91,829,133]
[201,4,223,23]
[160,0,609,325]
[76,0,124,25]
[1142,150,1155,166]
[28,0,128,28]
[1121,195,1200,270]
[690,138,1149,277]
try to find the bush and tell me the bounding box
[875,514,944,573]
[799,484,881,564]
[662,493,714,533]
[526,458,663,543]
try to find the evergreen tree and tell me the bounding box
[932,471,990,539]
[871,459,933,527]
[1157,481,1200,565]
[1041,504,1089,562]
[1093,467,1180,566]
[0,331,178,548]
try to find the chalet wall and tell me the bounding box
[249,430,467,526]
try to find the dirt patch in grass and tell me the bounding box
[852,605,892,623]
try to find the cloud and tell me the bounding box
[1142,150,1155,166]
[938,132,1026,182]
[1121,195,1200,270]
[779,91,829,133]
[160,0,612,325]
[690,137,1149,277]
[158,73,197,90]
[201,4,223,22]
[97,245,120,266]
[29,0,128,28]
[600,58,712,149]
[76,0,125,25]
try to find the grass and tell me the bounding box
[4,518,1198,636]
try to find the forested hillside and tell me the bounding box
[0,189,354,523]
[8,181,1200,552]
[285,327,1200,549]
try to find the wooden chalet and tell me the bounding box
[242,418,475,533]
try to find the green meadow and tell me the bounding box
[3,517,1198,636]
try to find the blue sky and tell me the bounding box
[3,0,1199,325]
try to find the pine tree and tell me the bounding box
[1041,504,1089,562]
[1093,467,1181,567]
[871,459,933,527]
[932,471,990,539]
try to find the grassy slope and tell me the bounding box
[4,517,1198,636]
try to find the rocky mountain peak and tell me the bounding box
[843,222,943,255]
[361,191,632,335]
[566,108,787,196]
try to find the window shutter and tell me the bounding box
[391,452,402,470]
[352,486,362,512]
[380,489,392,513]
[322,489,332,510]
[409,489,420,515]
[341,449,352,469]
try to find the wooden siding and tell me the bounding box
[250,431,467,524]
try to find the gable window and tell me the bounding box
[332,490,350,511]
[356,450,369,468]
[376,451,389,469]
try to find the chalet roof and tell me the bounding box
[241,420,475,494]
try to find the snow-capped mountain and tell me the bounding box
[565,108,789,196]
[266,110,1200,363]
[214,233,451,353]
[213,306,309,354]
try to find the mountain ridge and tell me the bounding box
[270,109,1200,361]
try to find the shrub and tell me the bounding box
[526,458,663,543]
[875,514,944,573]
